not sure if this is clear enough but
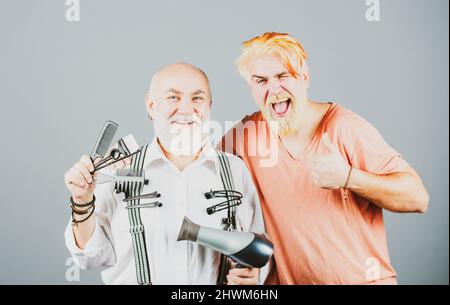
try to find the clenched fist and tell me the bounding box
[64,151,132,203]
[310,133,351,189]
[226,262,260,285]
[64,155,97,203]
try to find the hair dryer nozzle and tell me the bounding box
[177,216,200,242]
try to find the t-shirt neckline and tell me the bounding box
[277,102,336,162]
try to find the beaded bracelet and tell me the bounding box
[70,195,96,208]
[72,205,96,224]
[344,166,353,189]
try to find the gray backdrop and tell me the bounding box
[0,0,448,284]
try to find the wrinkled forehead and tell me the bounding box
[152,66,211,97]
[248,54,294,77]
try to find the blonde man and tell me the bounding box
[220,32,429,284]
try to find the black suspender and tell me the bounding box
[205,150,243,284]
[114,145,153,285]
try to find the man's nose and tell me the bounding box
[177,97,195,114]
[268,79,282,95]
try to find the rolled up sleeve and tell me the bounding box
[64,173,117,270]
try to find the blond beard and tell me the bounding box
[260,95,301,137]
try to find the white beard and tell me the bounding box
[165,123,205,156]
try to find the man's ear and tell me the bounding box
[303,72,311,89]
[145,94,154,119]
[302,62,310,89]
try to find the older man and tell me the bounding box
[64,63,269,285]
[220,32,429,284]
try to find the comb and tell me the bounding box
[90,120,118,161]
[114,168,148,195]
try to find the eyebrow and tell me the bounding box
[165,88,182,95]
[252,75,267,80]
[252,72,290,80]
[276,72,290,77]
[191,90,207,95]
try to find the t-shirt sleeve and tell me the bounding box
[349,118,410,175]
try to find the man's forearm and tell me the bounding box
[347,168,429,213]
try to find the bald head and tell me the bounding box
[148,63,211,101]
[145,62,212,154]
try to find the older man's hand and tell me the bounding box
[226,264,260,285]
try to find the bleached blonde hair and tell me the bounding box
[236,32,308,81]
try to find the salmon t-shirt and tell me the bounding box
[220,103,409,284]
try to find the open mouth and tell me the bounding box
[270,98,292,117]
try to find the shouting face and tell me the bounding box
[246,54,310,137]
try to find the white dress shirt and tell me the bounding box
[65,137,270,285]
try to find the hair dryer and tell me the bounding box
[177,216,273,268]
